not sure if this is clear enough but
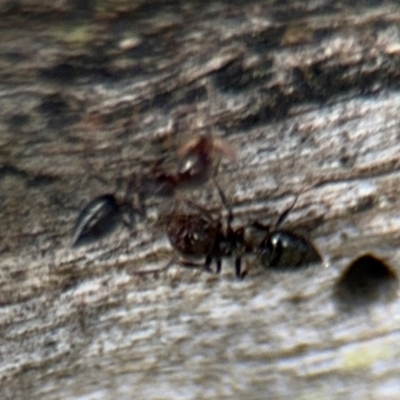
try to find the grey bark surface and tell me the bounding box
[1,1,400,399]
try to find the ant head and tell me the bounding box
[258,230,321,270]
[251,186,321,269]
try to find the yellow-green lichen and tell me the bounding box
[340,342,390,371]
[64,26,94,46]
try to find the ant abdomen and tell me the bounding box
[72,194,122,247]
[166,214,219,258]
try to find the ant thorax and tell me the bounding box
[176,149,212,190]
[176,134,237,191]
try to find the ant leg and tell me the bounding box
[125,165,176,220]
[129,255,214,276]
[175,193,215,220]
[212,178,233,227]
[207,253,218,273]
[251,221,271,232]
[240,257,259,279]
[129,255,177,276]
[212,178,229,209]
[80,141,109,187]
[120,202,137,237]
[179,256,214,274]
[210,155,222,180]
[215,257,222,274]
[234,256,242,279]
[124,173,147,218]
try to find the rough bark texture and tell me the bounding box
[1,1,400,399]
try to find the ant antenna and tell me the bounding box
[275,184,312,228]
[275,194,300,228]
[251,185,312,234]
[212,178,234,227]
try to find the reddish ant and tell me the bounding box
[72,134,236,247]
[131,180,251,278]
[136,134,236,199]
[137,81,236,197]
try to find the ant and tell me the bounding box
[136,134,236,198]
[131,185,322,278]
[252,191,322,270]
[131,179,251,278]
[137,81,236,197]
[72,134,236,247]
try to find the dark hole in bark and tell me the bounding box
[334,253,398,310]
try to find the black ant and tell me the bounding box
[252,192,322,270]
[72,134,236,247]
[131,185,322,278]
[131,180,251,278]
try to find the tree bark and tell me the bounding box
[1,1,400,399]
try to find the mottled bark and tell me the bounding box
[1,1,400,399]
